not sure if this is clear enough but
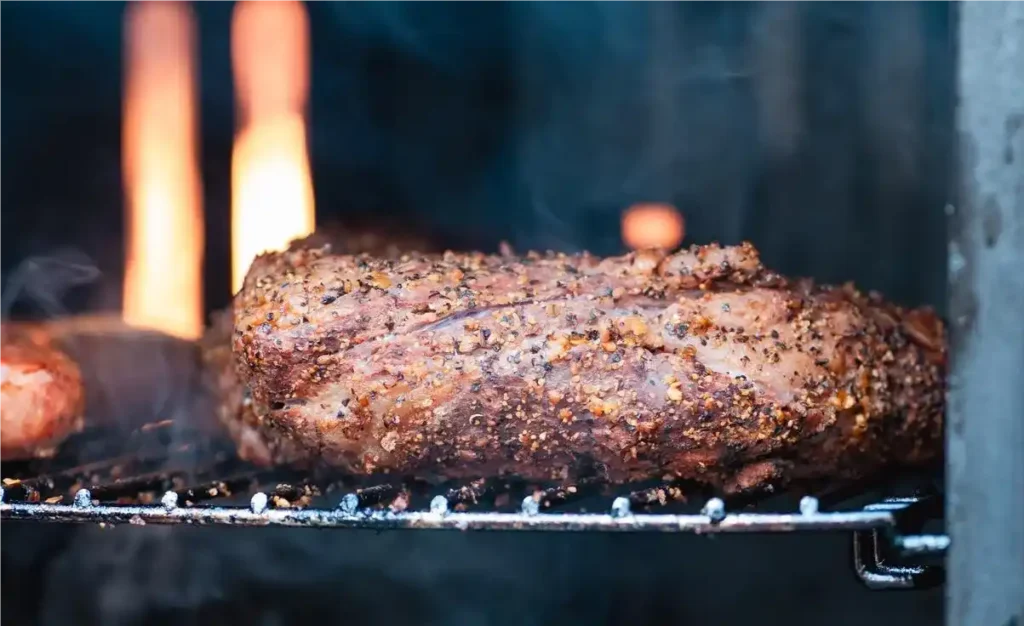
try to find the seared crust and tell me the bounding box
[1,323,85,460]
[202,228,438,465]
[231,242,945,491]
[200,308,306,466]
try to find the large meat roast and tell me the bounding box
[223,241,945,493]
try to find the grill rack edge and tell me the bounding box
[0,485,948,591]
[0,423,948,591]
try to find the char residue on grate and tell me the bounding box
[0,419,948,589]
[0,419,938,514]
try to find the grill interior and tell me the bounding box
[0,419,948,590]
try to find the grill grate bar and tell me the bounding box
[0,488,948,590]
[1,488,895,533]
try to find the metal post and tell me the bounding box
[948,3,1024,626]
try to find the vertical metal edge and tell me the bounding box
[948,3,1024,626]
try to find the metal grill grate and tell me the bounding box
[0,421,949,590]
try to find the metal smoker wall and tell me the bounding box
[948,3,1024,626]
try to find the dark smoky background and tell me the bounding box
[2,2,951,625]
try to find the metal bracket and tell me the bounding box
[852,497,948,590]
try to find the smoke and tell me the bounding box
[1,248,101,319]
[10,520,943,626]
[29,524,597,626]
[0,248,202,437]
[311,1,948,304]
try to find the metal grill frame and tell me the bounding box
[11,3,1024,609]
[1,482,947,590]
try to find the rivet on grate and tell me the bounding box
[799,496,820,516]
[429,495,449,515]
[521,495,540,516]
[249,492,268,515]
[161,491,179,510]
[73,489,93,508]
[610,496,632,518]
[339,493,359,515]
[702,497,726,523]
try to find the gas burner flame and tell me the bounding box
[622,203,685,251]
[122,2,203,340]
[230,0,315,294]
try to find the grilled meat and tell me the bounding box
[201,308,305,465]
[1,323,85,460]
[202,228,438,465]
[231,242,945,492]
[291,226,436,262]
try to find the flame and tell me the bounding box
[122,2,203,340]
[622,203,685,251]
[230,0,315,293]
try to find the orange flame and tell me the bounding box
[230,0,315,294]
[122,2,204,340]
[622,203,685,251]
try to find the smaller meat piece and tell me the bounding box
[1,324,85,460]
